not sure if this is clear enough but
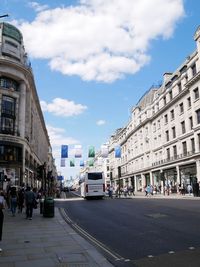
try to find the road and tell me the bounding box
[56,195,200,266]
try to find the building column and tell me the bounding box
[141,173,145,191]
[18,81,26,138]
[176,165,181,185]
[196,160,200,182]
[150,171,153,186]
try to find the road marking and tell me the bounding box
[60,208,124,261]
[168,251,175,254]
[147,255,154,258]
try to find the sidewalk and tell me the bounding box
[0,206,114,267]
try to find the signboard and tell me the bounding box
[57,175,64,181]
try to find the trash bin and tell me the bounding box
[40,199,44,214]
[43,197,54,217]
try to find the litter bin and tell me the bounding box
[43,197,54,217]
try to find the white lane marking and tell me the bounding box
[168,251,175,254]
[188,247,195,250]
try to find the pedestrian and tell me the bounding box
[10,186,17,216]
[25,186,36,220]
[18,187,25,213]
[0,191,5,252]
[108,185,113,198]
[187,184,192,196]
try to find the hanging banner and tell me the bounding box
[101,145,108,158]
[61,145,68,158]
[88,159,94,167]
[115,145,121,158]
[80,160,85,167]
[70,159,75,167]
[88,146,95,158]
[74,145,82,158]
[60,158,65,167]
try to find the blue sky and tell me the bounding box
[1,0,200,180]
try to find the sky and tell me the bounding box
[1,0,200,181]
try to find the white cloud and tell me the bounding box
[40,98,87,117]
[28,1,49,12]
[16,0,185,82]
[47,125,79,149]
[96,119,106,125]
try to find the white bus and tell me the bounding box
[80,172,105,199]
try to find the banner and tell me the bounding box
[74,145,82,158]
[57,175,64,181]
[115,145,121,158]
[80,160,85,167]
[88,146,95,158]
[88,159,94,167]
[60,158,65,167]
[70,159,75,167]
[101,145,108,158]
[61,145,68,158]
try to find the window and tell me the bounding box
[167,148,170,160]
[196,109,200,124]
[1,96,15,116]
[191,138,195,153]
[179,103,184,113]
[191,64,197,76]
[166,130,169,142]
[169,91,173,101]
[173,145,177,159]
[1,96,16,135]
[189,116,193,130]
[170,109,175,120]
[178,83,182,93]
[182,141,187,156]
[172,127,176,138]
[198,133,200,151]
[164,114,168,124]
[187,97,191,108]
[181,121,186,134]
[194,87,199,100]
[0,77,19,91]
[157,120,160,129]
[5,40,18,48]
[163,96,166,105]
[0,145,22,162]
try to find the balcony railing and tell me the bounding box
[152,150,196,167]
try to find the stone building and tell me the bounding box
[0,22,56,189]
[108,26,200,193]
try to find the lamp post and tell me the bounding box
[0,14,9,18]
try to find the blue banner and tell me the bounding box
[61,145,68,158]
[80,160,85,167]
[115,145,121,158]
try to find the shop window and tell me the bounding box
[0,77,19,91]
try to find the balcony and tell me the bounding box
[152,150,196,167]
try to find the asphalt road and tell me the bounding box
[56,196,200,266]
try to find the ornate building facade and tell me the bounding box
[0,22,56,189]
[108,26,200,192]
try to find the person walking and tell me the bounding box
[18,187,25,213]
[0,191,5,252]
[10,186,17,216]
[25,186,36,220]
